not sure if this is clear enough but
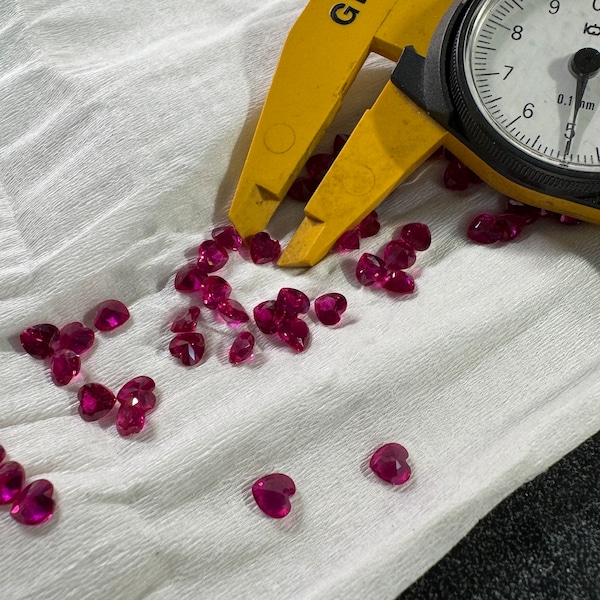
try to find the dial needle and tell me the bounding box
[564,47,600,158]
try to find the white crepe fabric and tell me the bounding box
[0,1,598,598]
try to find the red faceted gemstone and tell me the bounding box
[356,253,386,286]
[305,152,334,181]
[314,293,347,326]
[497,213,528,242]
[0,461,25,504]
[252,473,296,519]
[249,232,281,264]
[212,225,243,251]
[370,443,411,485]
[175,263,206,294]
[116,403,146,437]
[287,176,317,203]
[50,349,81,387]
[169,332,205,366]
[0,445,5,464]
[253,300,279,335]
[335,228,360,252]
[56,322,94,355]
[276,288,310,318]
[117,376,156,412]
[93,300,130,331]
[20,324,59,359]
[383,240,417,270]
[358,211,381,238]
[333,133,349,155]
[229,331,255,365]
[78,383,116,421]
[277,318,310,352]
[399,222,432,251]
[558,214,581,225]
[505,200,541,225]
[382,269,415,294]
[10,479,55,525]
[201,276,232,309]
[443,159,471,191]
[198,240,229,273]
[467,213,501,244]
[171,306,201,333]
[217,299,250,327]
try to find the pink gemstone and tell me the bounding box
[383,240,417,270]
[0,445,5,464]
[171,306,201,333]
[198,240,229,273]
[116,403,146,437]
[252,473,296,519]
[212,225,243,251]
[277,318,310,352]
[497,213,527,241]
[93,300,130,331]
[78,383,116,421]
[20,324,59,359]
[305,153,334,181]
[169,332,205,366]
[0,461,25,504]
[505,200,541,225]
[335,228,360,252]
[276,288,310,318]
[399,222,431,251]
[358,211,380,238]
[201,276,232,309]
[50,349,81,387]
[229,331,255,365]
[287,177,316,203]
[56,322,95,355]
[253,300,279,335]
[216,299,250,327]
[443,159,471,191]
[117,376,156,412]
[382,269,415,294]
[356,253,386,286]
[332,133,349,155]
[369,443,411,485]
[558,214,581,225]
[249,232,281,264]
[314,293,347,326]
[10,479,55,525]
[467,213,501,244]
[175,264,207,294]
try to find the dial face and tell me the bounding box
[464,0,600,173]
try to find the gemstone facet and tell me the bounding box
[50,349,81,387]
[201,276,232,309]
[116,403,146,437]
[170,306,201,333]
[276,288,310,318]
[277,318,310,352]
[383,240,417,270]
[314,293,347,326]
[216,299,250,327]
[78,383,116,421]
[10,479,55,525]
[169,333,205,366]
[369,443,411,485]
[356,253,386,286]
[335,228,360,252]
[252,473,296,519]
[253,300,279,335]
[56,322,95,355]
[249,232,281,264]
[0,461,25,504]
[382,270,415,294]
[399,223,431,251]
[443,159,472,191]
[212,225,243,251]
[175,264,206,294]
[229,332,255,365]
[358,211,381,238]
[117,376,156,412]
[467,214,501,245]
[93,300,130,331]
[198,240,229,273]
[20,324,59,359]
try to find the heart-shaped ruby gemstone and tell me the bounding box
[252,473,296,518]
[11,479,55,525]
[369,443,411,485]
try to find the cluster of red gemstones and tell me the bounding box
[252,442,411,519]
[0,445,55,526]
[355,222,431,293]
[467,199,581,245]
[171,225,347,364]
[20,301,156,437]
[334,210,381,253]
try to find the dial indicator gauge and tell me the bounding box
[463,0,600,172]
